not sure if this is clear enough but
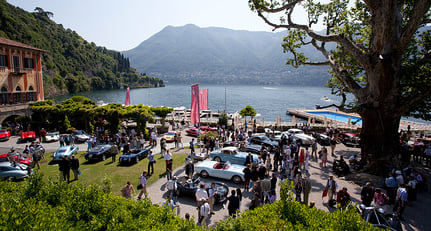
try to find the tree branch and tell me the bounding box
[256,10,370,69]
[399,0,431,52]
[254,0,304,14]
[300,61,330,66]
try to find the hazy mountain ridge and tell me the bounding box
[124,24,331,85]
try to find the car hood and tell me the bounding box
[294,134,314,140]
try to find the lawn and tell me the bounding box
[37,149,188,196]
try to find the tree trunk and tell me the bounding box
[359,107,402,175]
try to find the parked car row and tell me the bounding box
[0,162,32,181]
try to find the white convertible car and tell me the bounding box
[195,160,246,184]
[285,128,316,146]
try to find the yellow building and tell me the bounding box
[0,37,44,105]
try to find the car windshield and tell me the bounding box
[166,132,176,135]
[48,132,58,136]
[0,130,7,134]
[57,149,66,153]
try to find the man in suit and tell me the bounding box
[244,152,253,166]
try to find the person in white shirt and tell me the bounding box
[199,199,210,226]
[195,183,208,217]
[195,183,208,203]
[162,194,179,214]
[208,183,216,214]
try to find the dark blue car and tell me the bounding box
[119,148,151,165]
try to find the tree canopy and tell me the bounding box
[249,0,431,173]
[239,105,257,119]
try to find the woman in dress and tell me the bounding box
[321,147,328,168]
[299,149,305,169]
[121,181,136,199]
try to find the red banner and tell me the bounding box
[124,87,130,106]
[199,89,208,110]
[190,84,200,126]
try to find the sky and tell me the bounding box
[6,0,305,51]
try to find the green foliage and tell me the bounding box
[0,1,164,97]
[151,106,174,118]
[0,173,198,230]
[213,180,375,231]
[199,131,219,142]
[30,98,155,134]
[217,112,228,127]
[239,105,257,119]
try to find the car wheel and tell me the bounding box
[200,170,209,178]
[232,175,242,184]
[102,155,106,161]
[214,156,221,162]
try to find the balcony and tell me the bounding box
[11,67,26,75]
[0,92,37,105]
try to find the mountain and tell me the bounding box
[124,24,332,85]
[0,0,163,97]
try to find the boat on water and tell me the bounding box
[321,96,330,101]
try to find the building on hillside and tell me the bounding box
[0,37,44,105]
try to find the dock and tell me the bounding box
[286,108,431,131]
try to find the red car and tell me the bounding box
[338,131,361,147]
[0,153,33,166]
[200,126,223,133]
[21,131,37,142]
[185,128,205,137]
[0,129,10,141]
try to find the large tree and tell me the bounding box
[249,0,431,174]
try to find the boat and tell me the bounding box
[321,96,330,101]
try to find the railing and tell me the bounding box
[0,92,37,105]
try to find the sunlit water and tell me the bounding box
[51,84,429,124]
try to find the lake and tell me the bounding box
[52,84,337,123]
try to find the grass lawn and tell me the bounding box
[37,149,188,196]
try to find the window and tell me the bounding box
[16,86,21,92]
[24,58,34,69]
[13,56,19,68]
[0,55,7,67]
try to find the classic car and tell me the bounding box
[222,141,261,154]
[0,153,33,166]
[209,147,259,166]
[176,176,229,203]
[185,128,205,137]
[200,126,222,133]
[312,132,331,146]
[339,131,361,147]
[72,130,92,143]
[44,131,60,142]
[264,128,281,138]
[248,135,278,151]
[285,128,316,146]
[0,161,33,181]
[195,160,245,184]
[119,148,151,164]
[360,204,401,231]
[162,131,177,142]
[85,144,119,162]
[20,131,36,142]
[53,145,79,160]
[0,129,10,141]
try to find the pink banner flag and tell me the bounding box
[124,87,130,106]
[199,89,208,110]
[190,84,200,126]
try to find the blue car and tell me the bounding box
[119,148,151,164]
[53,145,79,160]
[209,147,259,166]
[195,160,245,184]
